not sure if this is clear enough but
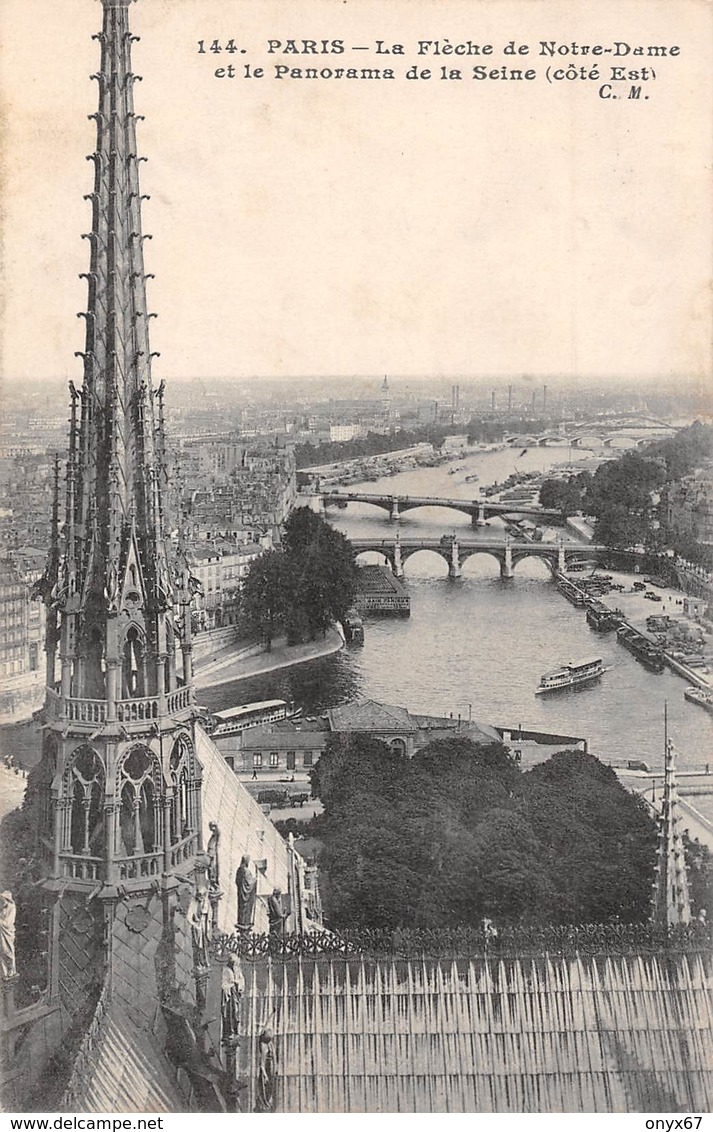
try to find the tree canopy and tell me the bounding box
[310,735,661,929]
[538,423,713,554]
[240,508,358,647]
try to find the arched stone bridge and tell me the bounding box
[351,535,604,579]
[504,433,670,449]
[313,490,562,525]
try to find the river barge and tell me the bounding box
[684,686,713,715]
[585,601,620,633]
[556,573,586,607]
[536,656,605,694]
[616,624,665,673]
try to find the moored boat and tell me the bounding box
[211,699,298,738]
[537,656,605,694]
[684,686,713,715]
[585,601,619,632]
[616,626,665,673]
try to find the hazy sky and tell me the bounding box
[1,0,712,389]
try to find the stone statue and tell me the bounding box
[255,1028,276,1112]
[235,855,257,930]
[220,952,245,1041]
[267,887,288,941]
[188,885,210,967]
[483,917,498,941]
[0,891,16,979]
[207,822,220,888]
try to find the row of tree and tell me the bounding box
[538,422,713,557]
[308,734,678,929]
[294,424,455,468]
[240,508,358,647]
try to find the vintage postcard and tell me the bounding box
[0,0,712,1119]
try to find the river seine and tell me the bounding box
[199,443,713,774]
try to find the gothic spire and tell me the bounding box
[42,0,190,709]
[651,738,691,929]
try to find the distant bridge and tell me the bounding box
[312,490,563,525]
[504,427,676,449]
[351,535,604,579]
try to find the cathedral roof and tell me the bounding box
[64,1001,199,1113]
[242,953,713,1113]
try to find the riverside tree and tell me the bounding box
[240,549,286,650]
[241,508,359,647]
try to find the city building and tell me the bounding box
[187,538,263,631]
[0,551,46,722]
[214,699,502,775]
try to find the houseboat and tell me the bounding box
[536,657,605,694]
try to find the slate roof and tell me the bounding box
[411,715,502,744]
[327,700,419,734]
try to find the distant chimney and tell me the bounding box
[543,384,548,412]
[491,390,496,411]
[508,385,513,412]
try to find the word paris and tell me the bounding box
[197,38,681,59]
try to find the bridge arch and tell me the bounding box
[571,435,604,448]
[324,496,392,516]
[400,547,450,574]
[459,547,506,570]
[510,550,558,576]
[354,548,394,567]
[397,500,475,520]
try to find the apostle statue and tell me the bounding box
[255,1028,276,1112]
[220,952,245,1042]
[206,822,220,889]
[0,892,16,979]
[235,855,257,930]
[188,885,210,967]
[267,887,288,942]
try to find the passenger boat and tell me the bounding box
[210,699,298,738]
[684,686,713,715]
[536,656,605,694]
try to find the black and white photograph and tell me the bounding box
[0,0,712,1118]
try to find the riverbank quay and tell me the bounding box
[193,624,345,692]
[554,565,713,689]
